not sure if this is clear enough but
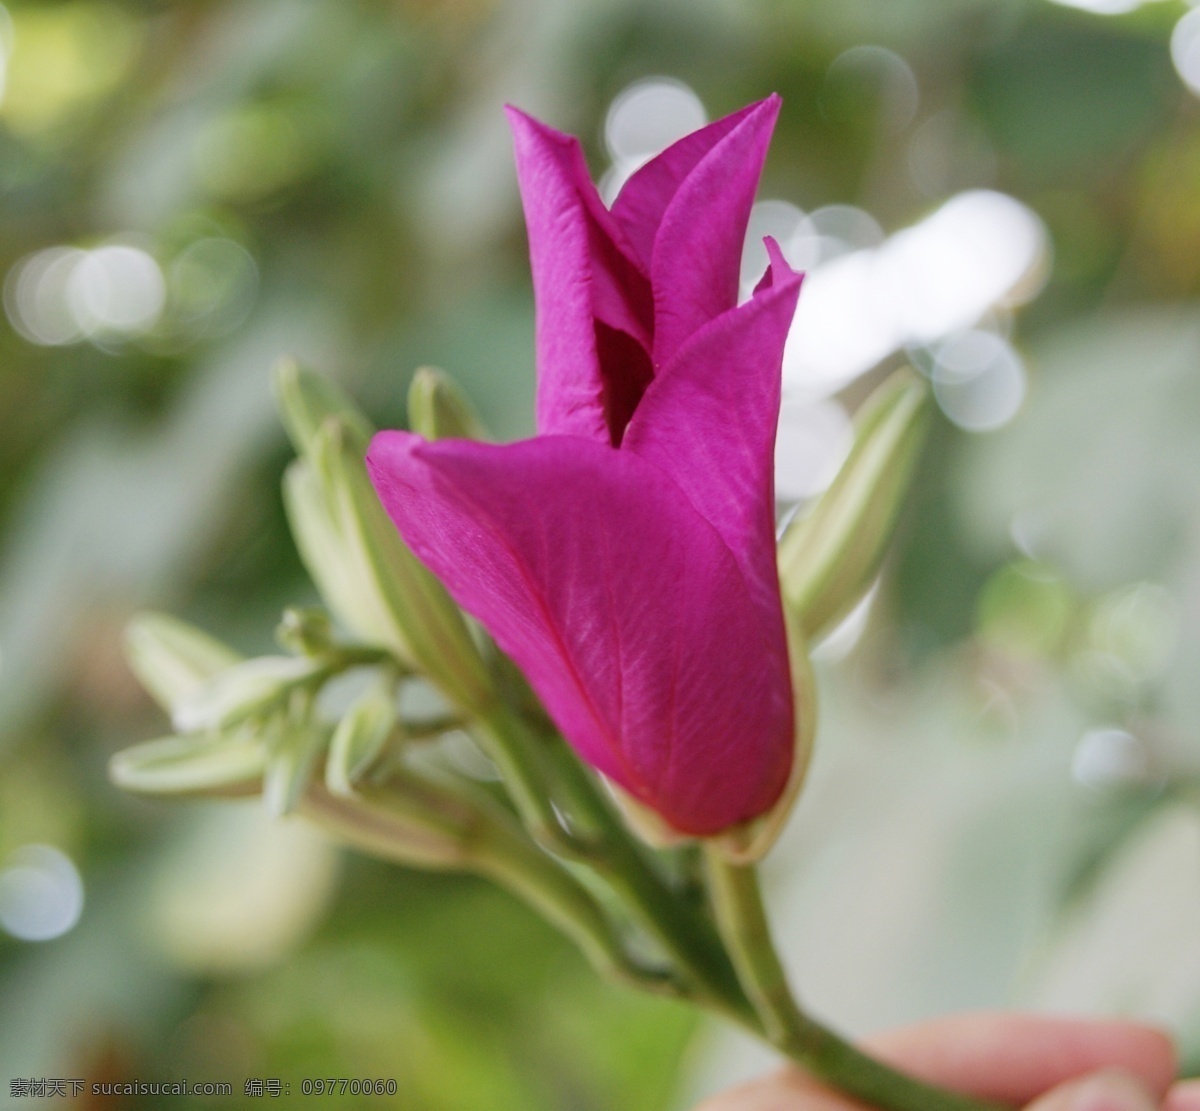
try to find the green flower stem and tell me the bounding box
[300,780,678,998]
[703,849,1008,1111]
[475,705,757,1028]
[468,814,685,999]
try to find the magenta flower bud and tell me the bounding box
[367,97,803,837]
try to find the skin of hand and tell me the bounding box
[692,1014,1200,1111]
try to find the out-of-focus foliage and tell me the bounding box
[2,0,1200,1107]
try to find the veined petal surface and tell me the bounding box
[367,432,793,835]
[507,109,652,444]
[624,240,801,618]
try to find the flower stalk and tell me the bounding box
[703,849,1008,1111]
[474,703,757,1026]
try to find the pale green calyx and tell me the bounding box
[407,366,489,442]
[777,369,931,643]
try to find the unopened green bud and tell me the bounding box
[108,731,266,797]
[311,417,493,712]
[263,713,328,818]
[172,655,324,734]
[273,357,372,460]
[407,367,488,442]
[326,680,398,798]
[283,460,392,644]
[778,369,930,642]
[276,606,335,657]
[125,613,242,715]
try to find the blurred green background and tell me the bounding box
[2,0,1200,1106]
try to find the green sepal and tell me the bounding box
[125,613,242,715]
[172,655,325,734]
[326,679,399,798]
[283,459,392,644]
[273,356,373,460]
[777,369,931,642]
[108,731,266,797]
[310,417,493,712]
[407,367,488,442]
[263,711,328,818]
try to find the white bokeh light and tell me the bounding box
[780,191,1046,400]
[880,191,1046,343]
[601,78,706,202]
[824,45,919,133]
[774,397,853,501]
[1172,7,1200,96]
[0,5,12,107]
[927,329,1027,432]
[4,241,166,346]
[4,247,89,345]
[784,250,899,394]
[0,845,85,942]
[1071,728,1151,789]
[790,204,884,272]
[68,244,165,336]
[605,77,707,163]
[1048,0,1152,13]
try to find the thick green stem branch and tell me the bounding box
[474,706,756,1026]
[301,781,675,996]
[704,850,1008,1111]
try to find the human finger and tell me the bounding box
[1165,1078,1200,1111]
[1023,1068,1158,1110]
[865,1014,1175,1106]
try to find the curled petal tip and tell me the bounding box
[754,236,804,295]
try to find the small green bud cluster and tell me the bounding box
[111,364,510,866]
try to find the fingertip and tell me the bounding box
[1025,1069,1158,1111]
[1166,1079,1200,1111]
[865,1013,1176,1104]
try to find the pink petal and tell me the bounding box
[646,96,781,366]
[623,240,802,620]
[367,431,793,835]
[506,109,653,443]
[610,98,767,272]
